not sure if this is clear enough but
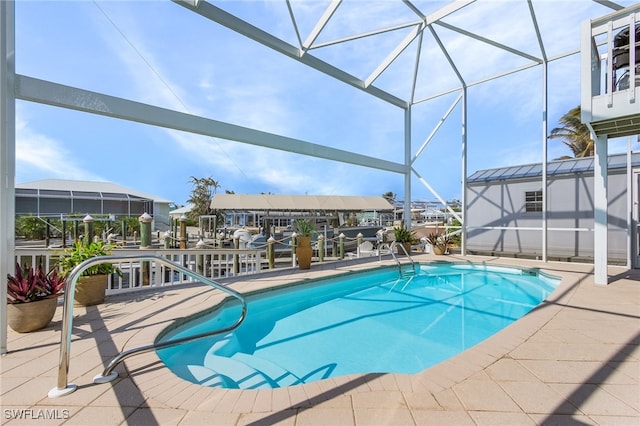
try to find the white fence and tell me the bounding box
[14,247,263,296]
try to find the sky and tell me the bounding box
[12,0,639,207]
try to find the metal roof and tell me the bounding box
[467,152,640,183]
[16,179,172,203]
[210,194,393,211]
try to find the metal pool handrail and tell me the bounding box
[48,254,247,398]
[389,241,416,274]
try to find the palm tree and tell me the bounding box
[382,191,396,204]
[186,176,220,222]
[549,106,593,158]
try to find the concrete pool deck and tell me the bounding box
[1,255,638,425]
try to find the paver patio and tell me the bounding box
[1,255,638,425]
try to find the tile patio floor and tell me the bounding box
[1,255,639,425]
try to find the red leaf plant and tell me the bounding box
[7,263,66,304]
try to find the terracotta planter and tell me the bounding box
[396,242,412,255]
[296,236,312,270]
[75,274,108,306]
[7,297,58,333]
[432,245,446,255]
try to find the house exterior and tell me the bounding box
[15,179,173,229]
[465,153,639,266]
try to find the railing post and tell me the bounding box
[291,232,297,267]
[83,214,94,245]
[339,233,345,260]
[196,238,206,275]
[121,220,127,246]
[45,219,50,248]
[179,214,187,249]
[267,236,275,269]
[233,237,240,275]
[139,213,153,286]
[318,235,324,262]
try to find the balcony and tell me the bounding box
[581,5,640,138]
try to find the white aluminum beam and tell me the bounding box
[311,20,422,50]
[365,23,424,87]
[0,0,15,355]
[15,75,406,175]
[412,92,462,164]
[410,32,423,104]
[527,0,548,62]
[404,107,412,228]
[414,47,580,105]
[422,0,476,25]
[412,167,463,223]
[529,0,549,262]
[460,86,468,255]
[541,61,549,263]
[285,1,304,49]
[302,0,341,50]
[593,131,609,285]
[434,21,543,64]
[429,26,465,86]
[592,0,626,11]
[173,0,408,109]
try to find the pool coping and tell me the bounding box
[120,255,574,396]
[2,254,638,425]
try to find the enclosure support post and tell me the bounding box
[461,86,467,255]
[593,132,609,285]
[0,0,15,356]
[541,60,548,263]
[403,107,412,228]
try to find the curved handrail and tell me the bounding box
[48,254,247,398]
[389,241,416,274]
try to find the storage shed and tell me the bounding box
[465,152,639,266]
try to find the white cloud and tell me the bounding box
[15,115,104,183]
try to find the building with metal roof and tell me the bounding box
[210,193,394,229]
[210,194,392,212]
[466,152,639,264]
[16,179,173,227]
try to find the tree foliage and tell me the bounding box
[186,176,220,222]
[549,106,593,158]
[382,191,396,204]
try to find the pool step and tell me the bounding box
[197,352,304,389]
[186,364,227,388]
[233,353,303,387]
[209,333,240,356]
[202,355,274,389]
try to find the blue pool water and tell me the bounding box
[157,263,559,389]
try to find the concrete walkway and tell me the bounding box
[1,255,638,425]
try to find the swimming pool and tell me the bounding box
[157,262,559,390]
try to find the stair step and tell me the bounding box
[233,353,303,387]
[186,364,228,388]
[202,355,273,389]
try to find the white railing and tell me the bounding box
[14,247,262,295]
[581,5,639,132]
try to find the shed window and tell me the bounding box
[525,191,543,212]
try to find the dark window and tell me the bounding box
[525,191,543,212]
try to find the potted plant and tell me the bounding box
[425,232,450,255]
[60,241,120,306]
[393,226,416,255]
[294,218,315,270]
[7,263,66,332]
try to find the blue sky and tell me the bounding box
[13,0,637,206]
